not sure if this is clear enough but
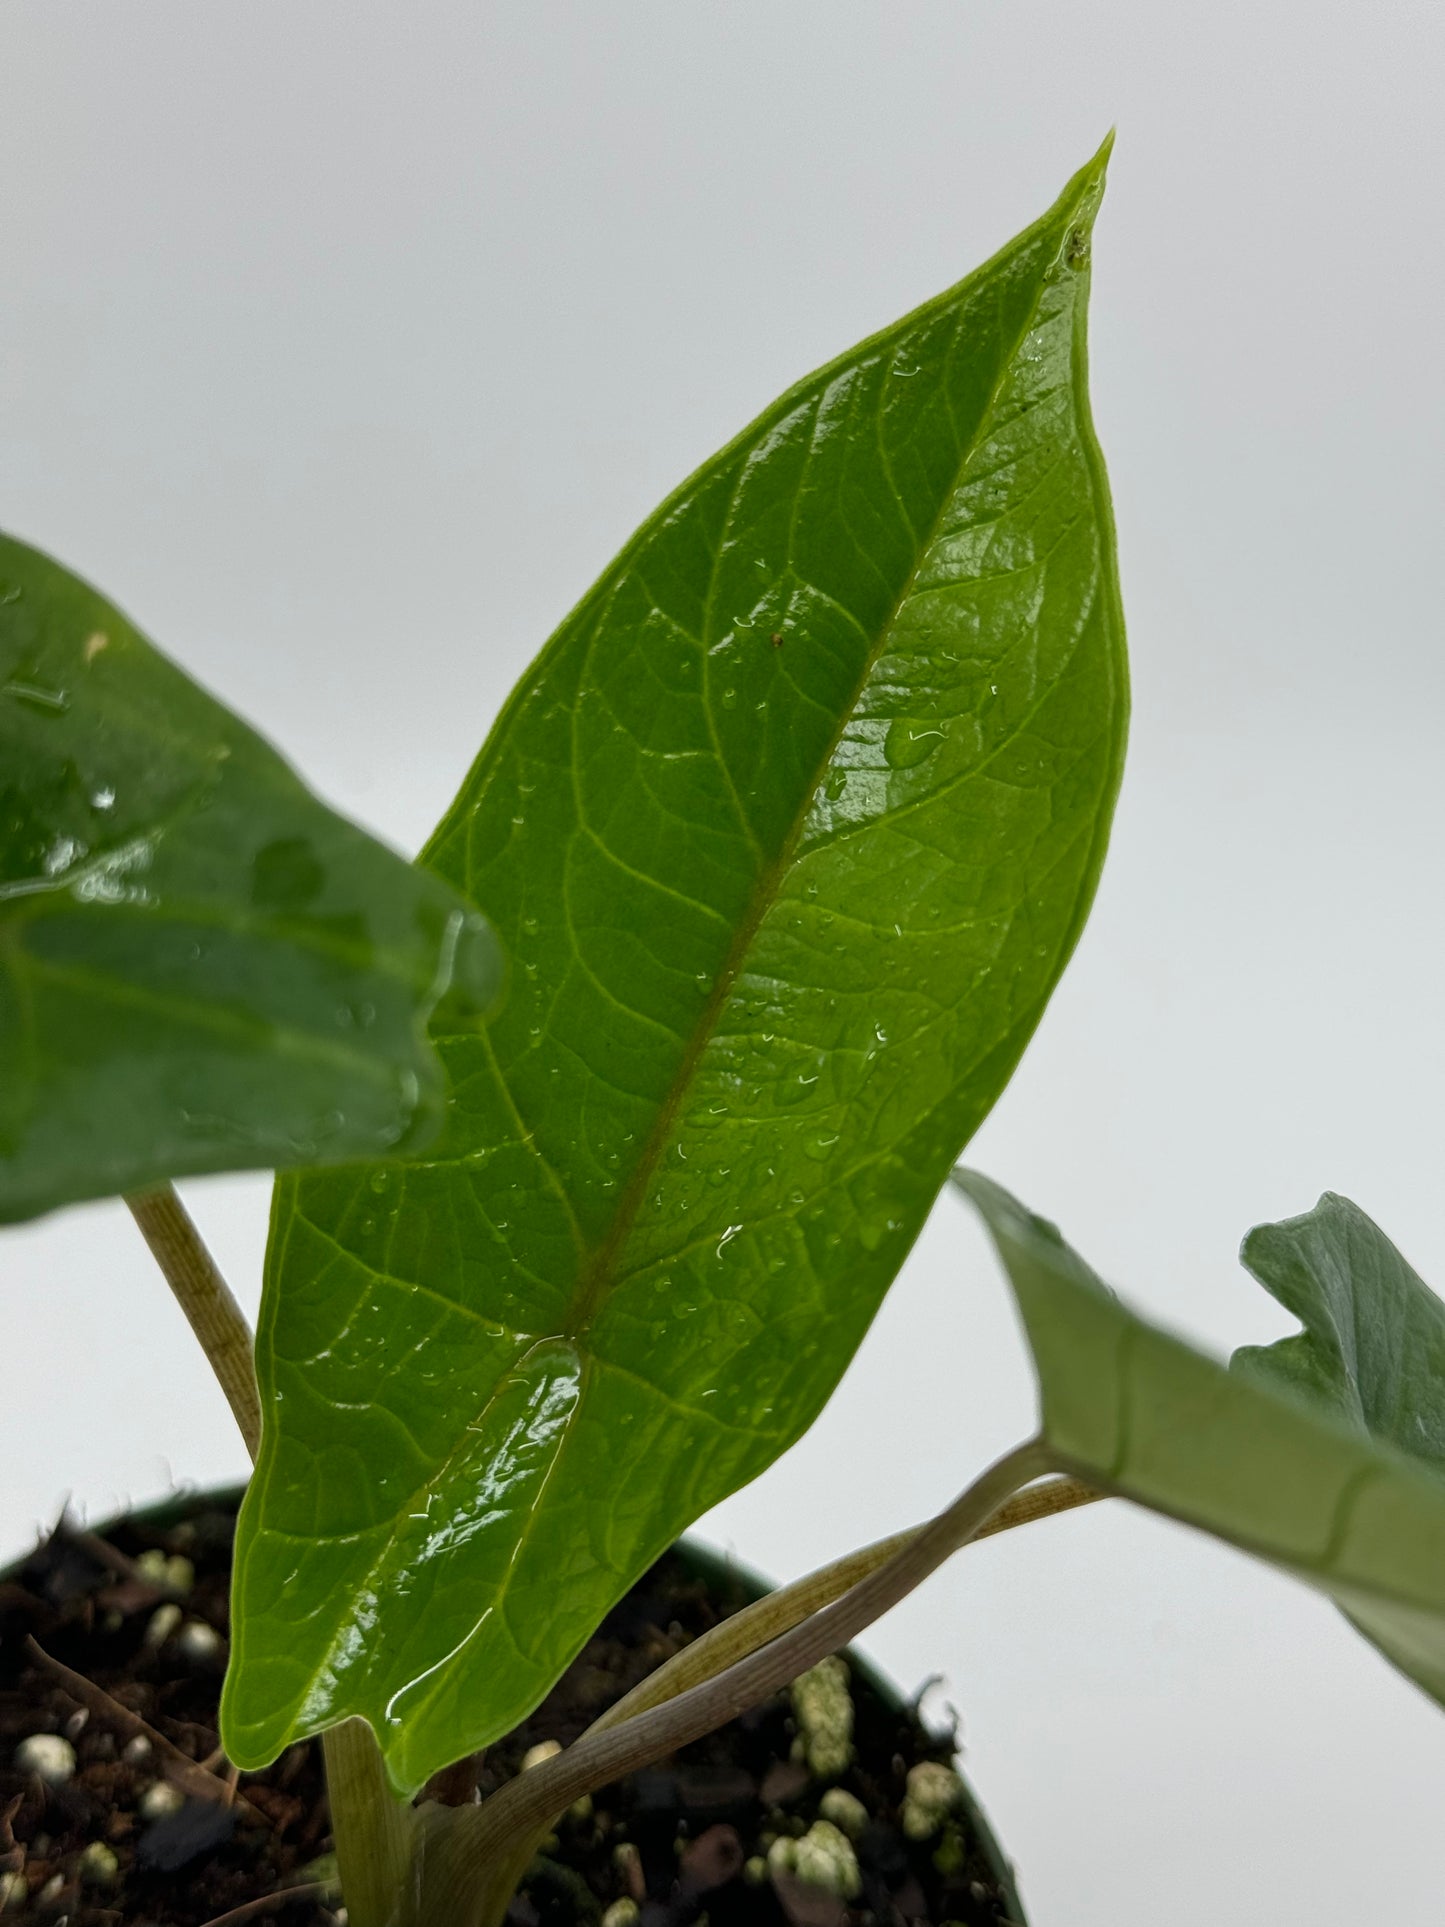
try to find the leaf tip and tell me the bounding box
[1052,131,1114,255]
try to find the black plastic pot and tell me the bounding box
[1,1483,1026,1926]
[671,1537,1025,1922]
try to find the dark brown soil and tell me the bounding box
[1,1490,1023,1927]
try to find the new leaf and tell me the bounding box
[954,1172,1445,1708]
[1235,1193,1445,1696]
[226,143,1128,1791]
[0,533,500,1221]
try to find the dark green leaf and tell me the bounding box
[0,532,500,1221]
[1234,1193,1445,1473]
[225,142,1127,1791]
[1233,1193,1445,1694]
[953,1170,1445,1709]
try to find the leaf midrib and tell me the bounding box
[556,250,1076,1346]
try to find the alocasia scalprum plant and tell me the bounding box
[5,138,1445,1926]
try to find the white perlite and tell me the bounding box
[818,1785,868,1840]
[900,1759,965,1840]
[136,1549,194,1594]
[139,1779,186,1821]
[144,1602,182,1646]
[177,1619,224,1663]
[789,1655,854,1781]
[767,1820,861,1899]
[12,1733,75,1785]
[79,1841,120,1887]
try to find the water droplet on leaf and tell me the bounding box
[884,719,944,769]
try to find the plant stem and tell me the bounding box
[439,1439,1055,1927]
[125,1184,262,1458]
[589,1472,1100,1742]
[127,1183,412,1927]
[124,1191,1093,1927]
[322,1721,416,1927]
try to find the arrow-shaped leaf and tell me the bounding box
[225,142,1128,1792]
[953,1170,1445,1709]
[0,532,500,1221]
[1233,1193,1445,1696]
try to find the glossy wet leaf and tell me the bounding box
[953,1171,1445,1708]
[226,142,1128,1791]
[0,532,500,1221]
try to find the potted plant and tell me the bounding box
[4,140,1444,1927]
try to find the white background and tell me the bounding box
[2,5,1442,1922]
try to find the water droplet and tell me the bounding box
[884,718,944,770]
[4,679,70,716]
[823,768,847,802]
[775,1065,819,1107]
[803,1130,841,1161]
[369,1172,391,1194]
[719,687,738,710]
[521,915,539,937]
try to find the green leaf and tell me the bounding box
[1232,1193,1445,1693]
[225,140,1128,1792]
[0,532,500,1221]
[952,1170,1445,1710]
[1234,1193,1445,1474]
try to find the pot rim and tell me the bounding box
[7,1480,1027,1923]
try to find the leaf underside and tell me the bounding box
[0,533,499,1222]
[954,1171,1445,1710]
[226,141,1128,1792]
